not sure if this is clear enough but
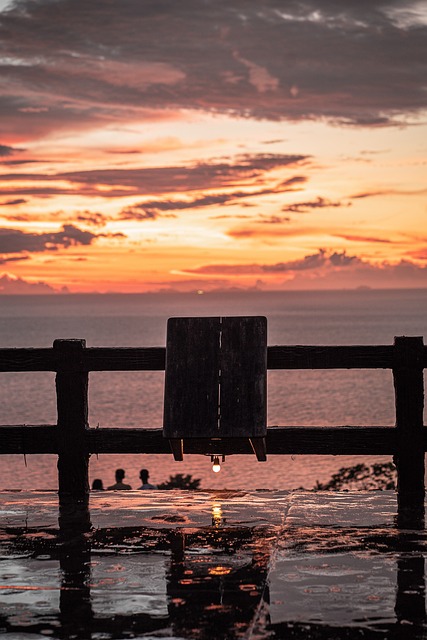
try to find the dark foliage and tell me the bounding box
[158,473,201,490]
[314,462,396,491]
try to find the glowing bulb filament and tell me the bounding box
[212,456,221,473]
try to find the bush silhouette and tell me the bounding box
[314,462,396,491]
[158,473,201,490]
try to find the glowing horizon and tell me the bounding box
[1,1,426,294]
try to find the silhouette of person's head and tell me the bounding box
[92,478,104,490]
[115,468,126,482]
[140,469,149,484]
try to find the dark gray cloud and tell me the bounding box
[351,188,427,199]
[75,210,110,227]
[119,194,234,221]
[0,198,27,206]
[185,249,361,275]
[120,207,160,221]
[118,175,307,219]
[0,154,309,198]
[262,250,330,272]
[282,197,350,213]
[0,159,45,166]
[256,214,291,224]
[285,258,427,290]
[182,250,427,290]
[0,0,425,138]
[329,251,360,266]
[0,186,73,197]
[0,224,102,253]
[0,144,23,156]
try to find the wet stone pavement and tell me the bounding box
[0,490,426,639]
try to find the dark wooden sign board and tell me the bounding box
[163,316,267,461]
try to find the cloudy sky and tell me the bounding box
[0,0,426,293]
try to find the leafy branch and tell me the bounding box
[314,462,396,491]
[158,473,201,490]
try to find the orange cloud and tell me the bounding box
[173,252,427,291]
[334,234,393,244]
[226,225,313,240]
[0,272,66,294]
[183,250,359,275]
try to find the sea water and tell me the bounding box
[0,289,426,490]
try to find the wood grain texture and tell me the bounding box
[163,317,266,439]
[393,336,425,507]
[163,317,221,438]
[1,425,412,455]
[54,339,89,498]
[4,344,424,372]
[86,425,400,455]
[0,348,57,371]
[219,316,267,437]
[0,347,165,372]
[0,425,58,453]
[267,345,395,369]
[84,347,165,371]
[1,331,426,503]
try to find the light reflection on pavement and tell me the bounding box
[0,489,426,639]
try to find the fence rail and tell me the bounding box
[0,336,425,515]
[3,344,427,372]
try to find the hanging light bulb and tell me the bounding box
[212,456,221,473]
[211,454,225,473]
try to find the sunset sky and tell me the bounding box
[0,0,426,293]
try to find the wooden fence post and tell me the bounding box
[393,336,425,520]
[54,339,89,503]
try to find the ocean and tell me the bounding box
[0,288,426,491]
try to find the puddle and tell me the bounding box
[0,490,426,638]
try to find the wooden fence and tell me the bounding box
[0,335,425,514]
